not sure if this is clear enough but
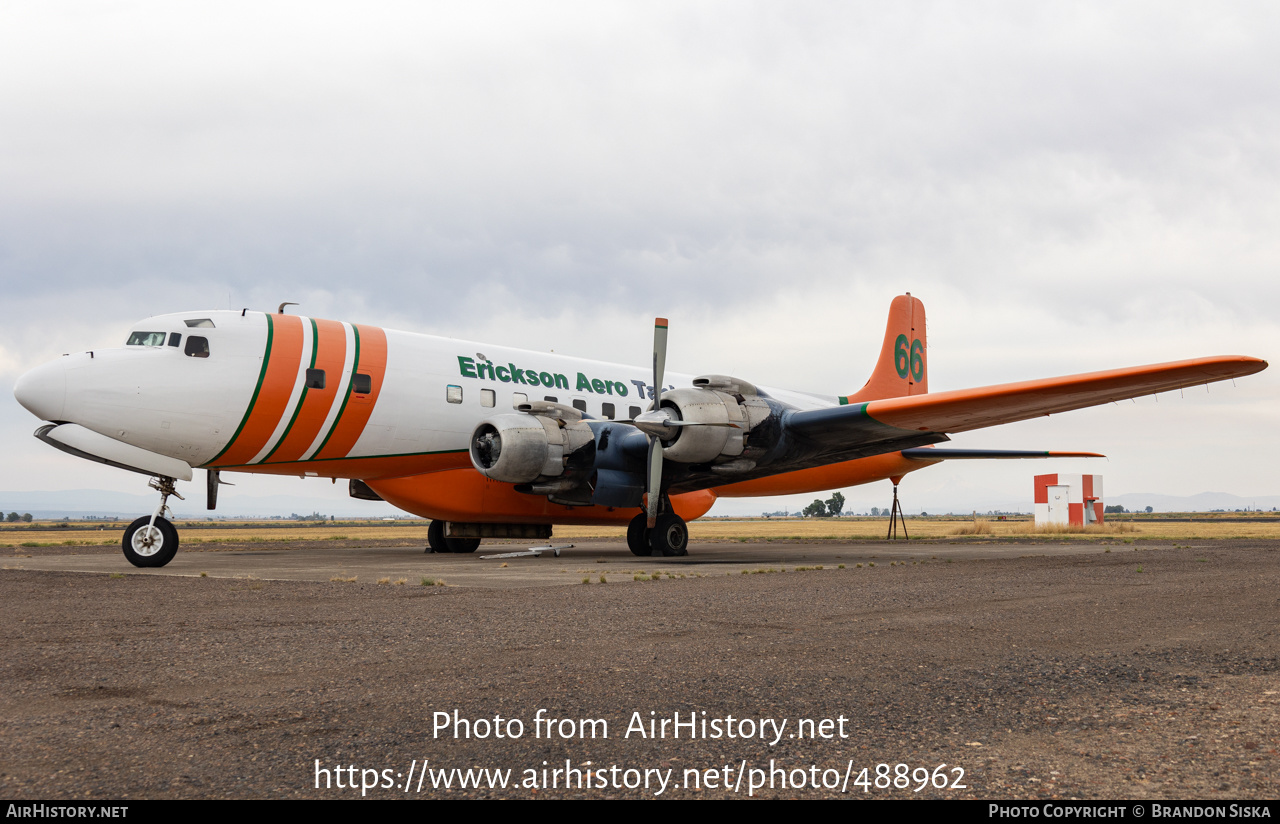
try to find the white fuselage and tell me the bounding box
[15,310,833,480]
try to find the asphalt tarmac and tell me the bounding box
[4,538,1122,587]
[2,538,1277,800]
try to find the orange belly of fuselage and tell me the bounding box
[351,451,931,524]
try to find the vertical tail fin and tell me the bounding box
[840,294,928,404]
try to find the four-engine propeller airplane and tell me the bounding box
[12,294,1267,566]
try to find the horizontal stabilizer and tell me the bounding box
[901,448,1104,460]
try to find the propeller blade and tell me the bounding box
[646,435,662,529]
[647,317,668,530]
[652,318,667,411]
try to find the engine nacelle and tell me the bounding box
[658,376,772,465]
[469,406,595,484]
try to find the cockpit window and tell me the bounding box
[168,333,182,347]
[127,331,167,347]
[184,336,210,358]
[184,318,216,328]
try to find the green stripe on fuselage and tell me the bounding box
[259,317,318,463]
[211,447,469,471]
[204,313,274,466]
[312,324,361,459]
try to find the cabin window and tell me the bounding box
[601,402,615,420]
[167,333,182,348]
[481,389,495,408]
[447,385,463,404]
[352,373,372,394]
[512,392,528,408]
[572,398,587,413]
[543,395,558,403]
[305,368,325,389]
[184,336,210,358]
[127,331,166,347]
[184,318,216,328]
[629,406,641,419]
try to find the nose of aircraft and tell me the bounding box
[14,358,67,422]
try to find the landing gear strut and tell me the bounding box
[122,476,183,567]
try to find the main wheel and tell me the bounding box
[648,512,688,557]
[444,536,480,553]
[122,515,180,568]
[627,512,651,556]
[427,519,449,553]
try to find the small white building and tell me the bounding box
[1034,474,1103,527]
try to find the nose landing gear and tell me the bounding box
[122,476,183,568]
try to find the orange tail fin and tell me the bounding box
[841,294,928,404]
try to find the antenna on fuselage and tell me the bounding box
[278,302,298,314]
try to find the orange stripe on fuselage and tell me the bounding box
[312,324,388,461]
[263,319,347,463]
[210,314,306,467]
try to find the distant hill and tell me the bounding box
[1108,492,1280,513]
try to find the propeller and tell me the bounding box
[627,318,739,527]
[518,316,736,528]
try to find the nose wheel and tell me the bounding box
[122,476,183,567]
[123,516,179,567]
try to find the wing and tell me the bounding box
[789,355,1266,444]
[899,448,1105,460]
[661,355,1265,495]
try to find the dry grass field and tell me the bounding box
[0,521,436,547]
[684,517,1280,541]
[3,513,1280,547]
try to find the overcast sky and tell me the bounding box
[1,1,1276,515]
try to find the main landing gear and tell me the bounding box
[426,520,480,554]
[627,509,689,557]
[122,476,183,568]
